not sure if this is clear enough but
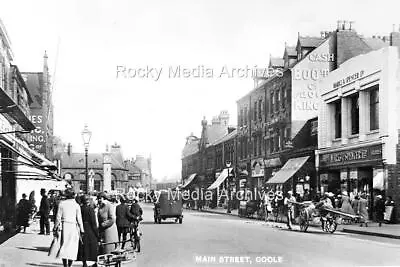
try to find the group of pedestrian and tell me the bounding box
[36,188,144,267]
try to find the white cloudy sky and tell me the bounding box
[0,0,398,181]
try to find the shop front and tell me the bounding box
[251,158,265,190]
[318,143,384,216]
[266,156,311,198]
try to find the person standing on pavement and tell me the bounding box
[77,195,98,267]
[375,195,385,227]
[97,192,118,254]
[116,195,134,249]
[358,193,369,227]
[284,191,296,230]
[53,188,85,267]
[340,191,354,215]
[39,188,51,235]
[16,193,32,233]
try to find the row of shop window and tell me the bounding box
[333,86,379,139]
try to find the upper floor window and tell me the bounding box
[350,94,359,135]
[244,107,248,125]
[258,100,263,121]
[370,87,379,131]
[334,100,342,138]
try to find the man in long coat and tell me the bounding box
[39,188,50,235]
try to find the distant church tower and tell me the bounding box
[103,145,112,192]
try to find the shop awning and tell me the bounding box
[181,173,197,189]
[266,156,310,184]
[5,133,57,170]
[0,89,35,131]
[208,168,233,190]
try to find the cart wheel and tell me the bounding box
[179,217,183,224]
[299,210,309,232]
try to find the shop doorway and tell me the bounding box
[327,171,340,194]
[358,167,373,218]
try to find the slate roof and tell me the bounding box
[298,36,325,48]
[206,125,228,146]
[22,72,43,109]
[182,140,199,158]
[285,46,297,57]
[362,37,389,50]
[60,152,127,170]
[336,31,373,66]
[212,129,237,146]
[269,57,284,68]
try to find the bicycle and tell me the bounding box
[129,220,142,252]
[97,240,136,267]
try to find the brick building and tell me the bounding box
[181,111,231,198]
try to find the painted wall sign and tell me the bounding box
[27,111,47,155]
[320,144,382,167]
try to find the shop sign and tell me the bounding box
[320,144,382,167]
[333,70,364,89]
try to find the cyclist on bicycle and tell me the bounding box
[129,197,143,241]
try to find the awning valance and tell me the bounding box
[208,168,233,190]
[181,173,197,189]
[266,156,309,184]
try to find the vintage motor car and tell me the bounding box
[153,190,183,224]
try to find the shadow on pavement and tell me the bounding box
[17,246,49,252]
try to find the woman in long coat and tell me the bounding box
[53,189,84,267]
[340,191,354,215]
[78,195,98,267]
[357,193,369,227]
[97,192,118,254]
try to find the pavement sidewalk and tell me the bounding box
[195,206,400,239]
[0,220,92,267]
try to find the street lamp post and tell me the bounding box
[81,124,92,194]
[226,161,232,214]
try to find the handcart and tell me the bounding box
[292,201,362,234]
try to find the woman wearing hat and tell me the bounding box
[357,193,369,227]
[53,188,84,267]
[340,191,354,215]
[97,192,118,254]
[77,195,98,267]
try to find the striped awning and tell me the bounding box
[208,168,233,190]
[266,156,309,184]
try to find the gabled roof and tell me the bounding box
[298,36,325,48]
[60,152,127,170]
[269,57,284,68]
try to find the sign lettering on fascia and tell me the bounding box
[333,70,365,89]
